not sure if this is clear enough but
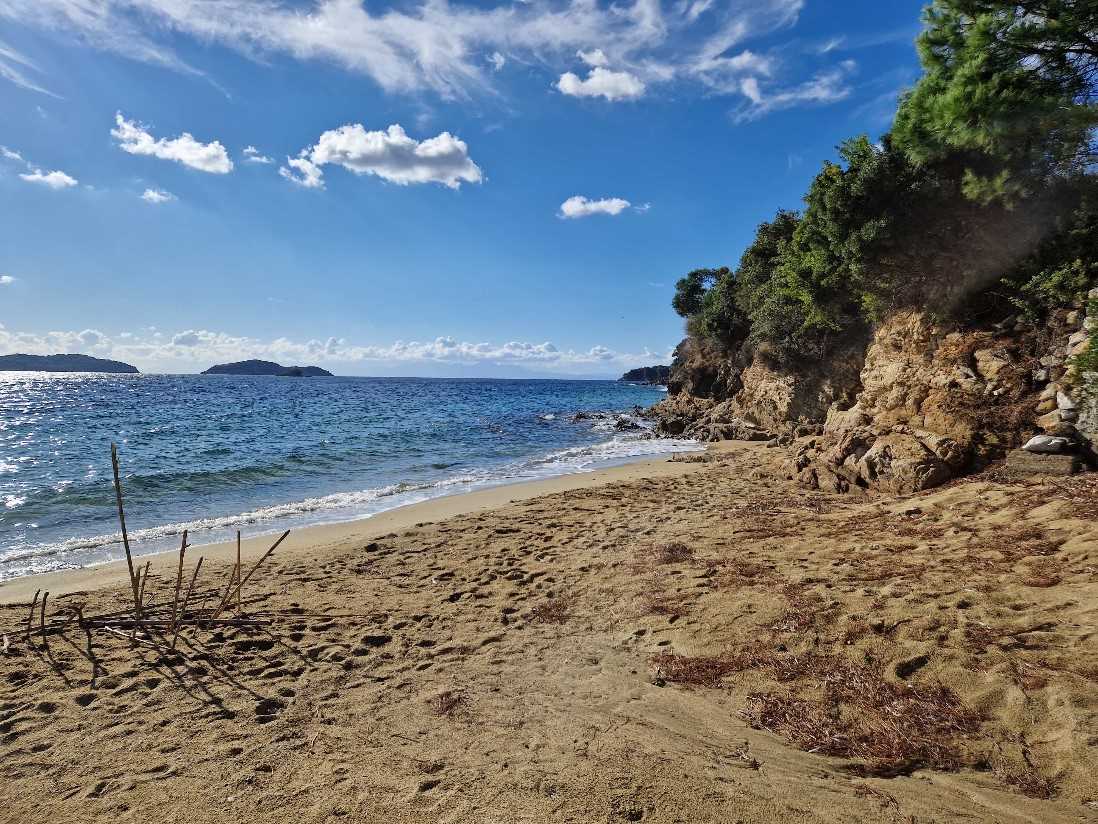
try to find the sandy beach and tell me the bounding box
[2,441,1097,823]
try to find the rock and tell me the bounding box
[1037,410,1064,430]
[1036,398,1058,414]
[1005,449,1081,476]
[1066,310,1082,327]
[1044,421,1079,440]
[1040,384,1058,401]
[1089,286,1098,301]
[1057,391,1077,412]
[974,349,1010,382]
[857,433,952,494]
[660,418,686,436]
[1022,435,1069,454]
[1061,408,1079,423]
[1033,368,1050,384]
[614,417,641,431]
[1040,355,1064,368]
[1068,330,1088,348]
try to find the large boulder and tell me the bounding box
[857,433,953,494]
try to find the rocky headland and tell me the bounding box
[648,291,1097,495]
[0,353,139,373]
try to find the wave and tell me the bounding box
[0,431,701,577]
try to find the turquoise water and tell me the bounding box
[0,374,697,579]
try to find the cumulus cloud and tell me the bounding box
[280,123,482,190]
[559,195,631,219]
[0,324,668,376]
[243,145,273,164]
[0,0,826,113]
[141,187,175,204]
[0,275,15,285]
[19,168,78,189]
[111,112,233,173]
[557,65,645,101]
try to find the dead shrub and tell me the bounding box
[637,588,689,618]
[430,689,467,717]
[650,652,739,688]
[772,584,833,633]
[740,659,980,775]
[995,760,1059,799]
[635,541,695,565]
[531,594,574,624]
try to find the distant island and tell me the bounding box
[0,353,139,373]
[620,365,670,384]
[202,359,334,377]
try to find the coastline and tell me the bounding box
[0,449,709,604]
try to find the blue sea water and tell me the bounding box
[0,373,698,580]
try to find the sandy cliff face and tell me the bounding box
[653,299,1096,494]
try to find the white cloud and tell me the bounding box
[0,145,23,162]
[1,0,814,109]
[281,123,482,190]
[0,323,669,376]
[734,64,855,121]
[111,112,233,174]
[577,48,609,68]
[0,275,15,285]
[487,51,506,72]
[243,145,273,164]
[0,39,60,97]
[557,66,645,101]
[19,168,78,189]
[141,187,175,204]
[559,195,631,219]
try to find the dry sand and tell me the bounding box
[1,441,1097,823]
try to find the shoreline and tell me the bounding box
[0,449,710,604]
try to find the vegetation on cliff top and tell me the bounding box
[673,0,1098,368]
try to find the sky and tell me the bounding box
[0,0,926,378]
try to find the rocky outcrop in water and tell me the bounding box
[202,360,334,377]
[0,353,139,373]
[620,365,671,384]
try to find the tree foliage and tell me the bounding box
[893,0,1098,202]
[671,0,1098,366]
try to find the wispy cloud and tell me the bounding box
[243,145,273,164]
[0,39,60,97]
[0,0,853,120]
[140,187,176,204]
[0,275,15,286]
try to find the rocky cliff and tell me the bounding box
[650,292,1096,494]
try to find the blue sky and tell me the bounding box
[0,0,924,377]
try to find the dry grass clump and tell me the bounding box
[637,587,689,618]
[995,759,1060,799]
[531,594,574,624]
[635,541,695,566]
[719,558,777,589]
[650,652,740,688]
[430,689,468,717]
[771,584,833,633]
[741,659,980,775]
[1019,560,1062,588]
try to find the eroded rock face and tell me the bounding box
[655,301,1093,493]
[790,309,1094,493]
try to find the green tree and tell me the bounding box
[894,0,1098,202]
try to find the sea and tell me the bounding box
[0,373,700,580]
